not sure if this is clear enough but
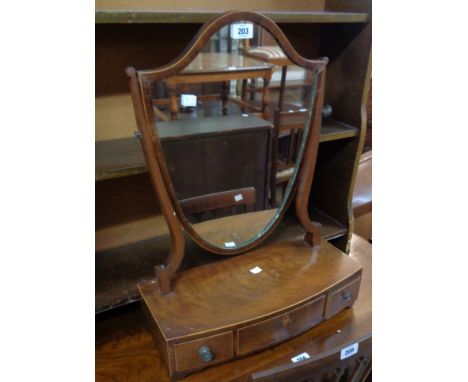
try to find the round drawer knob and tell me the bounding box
[342,291,352,301]
[198,346,214,362]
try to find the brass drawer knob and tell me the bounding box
[342,291,352,301]
[198,346,214,362]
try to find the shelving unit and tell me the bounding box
[96,11,369,24]
[95,0,372,313]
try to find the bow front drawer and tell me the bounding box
[237,295,325,356]
[174,331,233,372]
[325,276,361,319]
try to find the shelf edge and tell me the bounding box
[95,125,359,181]
[95,11,369,24]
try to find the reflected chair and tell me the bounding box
[270,108,307,207]
[180,187,256,223]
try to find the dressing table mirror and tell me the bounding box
[127,11,363,379]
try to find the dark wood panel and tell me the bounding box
[321,22,371,128]
[309,137,360,252]
[95,173,161,229]
[325,0,372,13]
[276,23,322,59]
[160,119,271,210]
[96,24,201,96]
[306,21,371,253]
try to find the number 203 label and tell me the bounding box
[231,23,253,39]
[340,342,359,360]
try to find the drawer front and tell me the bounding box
[237,296,325,356]
[173,331,233,372]
[325,277,361,319]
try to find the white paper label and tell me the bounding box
[181,94,197,107]
[291,352,310,363]
[340,342,359,360]
[224,241,236,248]
[234,194,243,202]
[249,266,262,274]
[231,23,254,39]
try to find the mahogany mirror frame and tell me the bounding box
[126,11,328,294]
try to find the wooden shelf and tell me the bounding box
[95,120,358,182]
[309,206,347,240]
[95,10,369,24]
[321,119,359,142]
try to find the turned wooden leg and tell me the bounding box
[261,76,271,119]
[241,79,248,112]
[222,81,229,115]
[278,65,288,111]
[270,110,280,208]
[250,78,256,101]
[168,83,178,120]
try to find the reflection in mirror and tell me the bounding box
[149,23,316,250]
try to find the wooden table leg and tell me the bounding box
[167,81,178,120]
[261,75,271,120]
[222,81,229,115]
[241,79,248,112]
[278,65,288,111]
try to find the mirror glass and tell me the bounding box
[148,22,317,250]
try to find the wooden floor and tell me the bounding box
[95,234,371,381]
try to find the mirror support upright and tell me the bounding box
[127,67,185,294]
[296,65,327,247]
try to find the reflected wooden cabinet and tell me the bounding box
[157,116,272,211]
